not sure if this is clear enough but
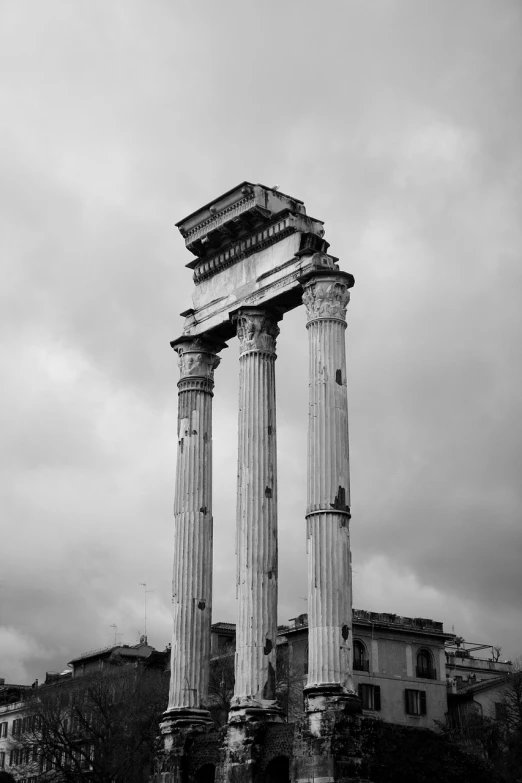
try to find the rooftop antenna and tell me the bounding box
[109,623,123,645]
[139,582,155,642]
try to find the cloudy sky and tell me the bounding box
[1,0,521,683]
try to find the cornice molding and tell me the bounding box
[192,216,296,283]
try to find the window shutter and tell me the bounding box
[420,690,427,715]
[404,689,410,713]
[374,685,381,711]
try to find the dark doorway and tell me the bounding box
[264,755,290,783]
[194,763,216,783]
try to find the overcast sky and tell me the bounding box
[1,0,521,684]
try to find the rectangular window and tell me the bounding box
[0,751,5,769]
[0,722,7,737]
[495,702,508,721]
[405,689,427,716]
[358,684,381,711]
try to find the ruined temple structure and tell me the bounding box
[152,184,366,783]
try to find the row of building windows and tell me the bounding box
[358,685,428,716]
[10,715,41,736]
[353,642,436,679]
[10,746,37,766]
[302,642,437,679]
[0,745,93,772]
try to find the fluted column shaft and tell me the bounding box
[230,308,281,718]
[302,273,355,698]
[167,337,222,718]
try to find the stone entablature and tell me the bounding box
[175,182,338,340]
[176,182,310,257]
[182,249,348,339]
[190,212,325,284]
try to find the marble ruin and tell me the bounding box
[154,183,361,782]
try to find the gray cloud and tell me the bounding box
[1,0,521,682]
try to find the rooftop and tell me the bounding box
[211,622,236,632]
[68,642,156,666]
[211,610,452,638]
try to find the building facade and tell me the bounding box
[209,612,513,733]
[0,642,169,782]
[0,681,34,782]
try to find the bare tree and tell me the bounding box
[274,644,305,721]
[499,658,522,734]
[208,642,236,727]
[8,663,168,782]
[440,658,522,783]
[208,641,304,726]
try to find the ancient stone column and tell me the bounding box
[229,308,283,721]
[164,336,223,729]
[302,272,359,711]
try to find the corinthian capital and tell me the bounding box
[174,337,222,381]
[235,309,280,356]
[302,275,351,322]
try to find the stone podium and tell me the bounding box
[152,183,361,783]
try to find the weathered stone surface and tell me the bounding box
[151,726,222,783]
[229,309,282,721]
[302,272,358,705]
[166,337,224,723]
[151,716,497,783]
[293,711,371,783]
[174,183,336,339]
[218,721,295,783]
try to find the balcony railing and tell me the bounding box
[416,666,437,679]
[353,660,370,672]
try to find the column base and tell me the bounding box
[151,709,217,783]
[228,699,285,725]
[161,707,215,732]
[228,706,285,725]
[304,684,361,717]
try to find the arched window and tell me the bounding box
[353,640,369,671]
[416,649,435,679]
